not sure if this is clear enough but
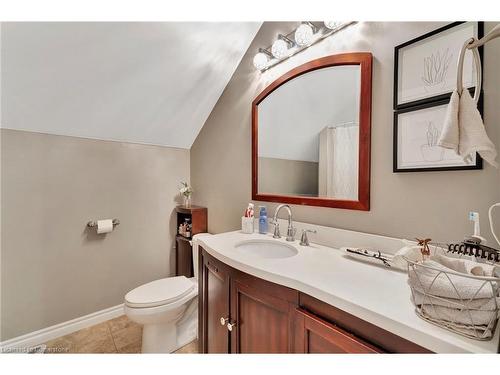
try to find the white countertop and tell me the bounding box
[198,230,500,353]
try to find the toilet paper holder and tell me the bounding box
[87,219,120,228]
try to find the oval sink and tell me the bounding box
[234,239,298,259]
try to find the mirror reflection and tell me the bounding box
[257,65,361,200]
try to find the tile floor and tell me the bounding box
[43,315,198,354]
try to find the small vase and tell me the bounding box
[183,195,192,208]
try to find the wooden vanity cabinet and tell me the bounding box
[229,272,298,353]
[292,308,381,353]
[199,249,297,353]
[199,247,431,354]
[199,251,230,353]
[298,294,430,353]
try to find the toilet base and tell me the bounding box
[125,279,199,353]
[139,301,198,353]
[142,323,177,353]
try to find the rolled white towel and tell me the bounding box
[392,241,446,270]
[408,260,497,300]
[420,303,498,326]
[412,289,499,311]
[430,254,499,277]
[392,245,422,269]
[421,314,493,339]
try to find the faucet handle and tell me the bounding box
[300,229,317,246]
[270,219,281,238]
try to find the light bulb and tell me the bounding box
[295,23,314,47]
[324,21,341,30]
[271,39,290,59]
[253,52,269,70]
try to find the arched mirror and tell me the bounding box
[252,53,373,210]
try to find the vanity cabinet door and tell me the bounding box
[293,308,382,353]
[229,278,293,353]
[200,251,230,353]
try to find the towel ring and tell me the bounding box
[456,37,482,103]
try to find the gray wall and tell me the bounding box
[191,22,500,243]
[258,65,360,162]
[1,129,189,340]
[258,157,318,196]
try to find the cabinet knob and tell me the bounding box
[220,317,229,326]
[227,321,237,331]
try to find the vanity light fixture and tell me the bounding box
[324,21,342,30]
[271,34,295,59]
[295,22,317,47]
[253,48,274,70]
[252,21,356,72]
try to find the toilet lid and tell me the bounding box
[125,276,195,308]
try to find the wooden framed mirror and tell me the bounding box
[252,53,373,210]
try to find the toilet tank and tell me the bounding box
[191,233,211,281]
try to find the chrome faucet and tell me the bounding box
[270,204,296,241]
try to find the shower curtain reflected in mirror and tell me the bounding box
[318,123,359,200]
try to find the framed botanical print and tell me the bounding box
[394,22,483,110]
[393,96,483,172]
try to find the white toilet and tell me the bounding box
[124,233,209,353]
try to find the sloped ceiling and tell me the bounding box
[0,22,261,148]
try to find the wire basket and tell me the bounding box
[405,245,500,341]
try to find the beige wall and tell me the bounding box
[1,129,189,340]
[258,157,318,196]
[191,22,500,244]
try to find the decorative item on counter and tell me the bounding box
[398,236,500,340]
[405,249,500,340]
[344,240,456,272]
[241,203,255,234]
[416,238,432,260]
[258,205,268,234]
[179,181,193,208]
[342,247,394,268]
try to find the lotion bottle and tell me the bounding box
[258,205,268,234]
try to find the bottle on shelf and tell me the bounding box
[185,218,191,238]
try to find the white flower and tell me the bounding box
[179,182,193,197]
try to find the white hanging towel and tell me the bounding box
[437,89,498,168]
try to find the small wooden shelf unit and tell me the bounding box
[175,205,207,278]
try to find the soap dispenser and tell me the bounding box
[258,205,268,234]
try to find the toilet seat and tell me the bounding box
[125,276,195,308]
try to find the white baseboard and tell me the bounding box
[0,304,124,351]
